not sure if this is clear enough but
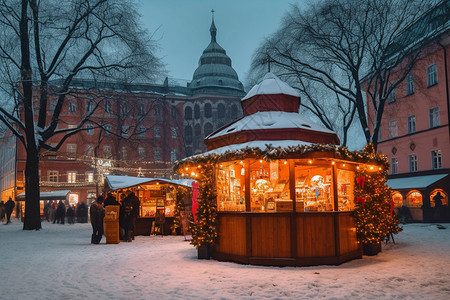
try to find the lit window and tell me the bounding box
[391,158,398,175]
[427,64,438,87]
[67,172,77,183]
[86,172,94,183]
[407,115,416,134]
[388,120,397,138]
[406,191,422,207]
[429,107,440,128]
[86,125,94,135]
[68,124,76,129]
[406,74,414,95]
[409,154,418,172]
[431,149,442,170]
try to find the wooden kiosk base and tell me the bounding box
[213,211,362,267]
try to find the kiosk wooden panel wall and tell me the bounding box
[216,213,247,256]
[338,212,359,255]
[296,213,335,257]
[251,214,291,258]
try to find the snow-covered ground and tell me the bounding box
[1,220,450,300]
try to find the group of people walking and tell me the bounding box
[0,197,15,224]
[90,190,140,244]
[43,200,88,224]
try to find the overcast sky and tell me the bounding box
[138,0,306,85]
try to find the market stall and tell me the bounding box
[176,73,389,266]
[105,175,193,235]
[16,190,70,220]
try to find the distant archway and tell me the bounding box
[406,190,422,207]
[392,191,404,207]
[430,189,448,207]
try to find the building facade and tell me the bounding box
[367,0,450,222]
[0,16,245,208]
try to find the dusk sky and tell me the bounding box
[138,0,307,85]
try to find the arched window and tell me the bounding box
[204,123,213,137]
[194,104,200,119]
[204,103,212,118]
[218,103,226,118]
[68,102,76,112]
[185,106,192,120]
[184,126,193,144]
[430,189,448,207]
[231,104,238,120]
[391,191,403,208]
[105,101,112,113]
[406,191,422,207]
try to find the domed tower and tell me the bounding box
[188,12,245,97]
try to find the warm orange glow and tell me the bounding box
[370,166,374,170]
[259,160,263,163]
[284,161,287,165]
[308,160,312,164]
[342,164,346,167]
[332,161,335,165]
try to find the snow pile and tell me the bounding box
[242,72,300,100]
[1,221,450,299]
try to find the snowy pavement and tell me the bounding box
[1,220,449,300]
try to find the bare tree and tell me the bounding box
[0,0,163,230]
[250,0,435,149]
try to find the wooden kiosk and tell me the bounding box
[175,73,382,266]
[105,175,193,235]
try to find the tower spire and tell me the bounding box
[210,9,217,42]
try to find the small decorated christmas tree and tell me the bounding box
[189,164,218,253]
[353,144,402,253]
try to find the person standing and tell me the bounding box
[121,193,134,242]
[4,197,15,224]
[54,200,66,224]
[124,190,140,240]
[104,193,120,207]
[90,196,104,244]
[43,201,51,222]
[0,201,5,223]
[67,205,75,224]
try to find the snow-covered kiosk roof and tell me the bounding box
[105,175,193,191]
[204,72,340,151]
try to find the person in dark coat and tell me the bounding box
[104,193,120,207]
[4,198,15,224]
[124,190,140,240]
[121,192,134,242]
[90,196,105,244]
[43,201,51,222]
[0,201,5,222]
[54,200,66,224]
[77,202,88,223]
[67,205,75,224]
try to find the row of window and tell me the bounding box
[387,63,438,103]
[391,149,442,174]
[385,106,439,139]
[82,124,178,139]
[184,103,239,120]
[392,189,448,208]
[65,100,178,119]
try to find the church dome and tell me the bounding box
[188,16,245,97]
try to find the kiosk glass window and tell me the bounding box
[250,160,290,212]
[216,161,245,212]
[294,161,333,212]
[392,192,403,207]
[430,189,447,207]
[336,168,355,211]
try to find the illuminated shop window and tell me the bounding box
[406,191,422,207]
[216,161,245,212]
[336,168,355,211]
[430,189,448,207]
[250,160,289,212]
[392,191,404,208]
